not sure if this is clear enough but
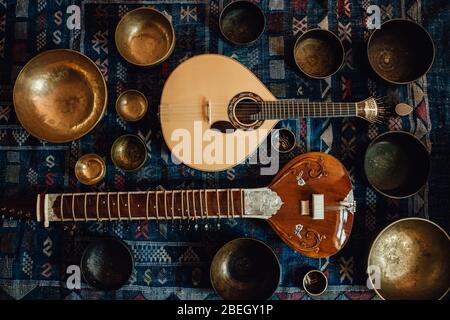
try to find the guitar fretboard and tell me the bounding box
[251,101,358,120]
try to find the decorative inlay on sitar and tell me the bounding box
[4,153,355,258]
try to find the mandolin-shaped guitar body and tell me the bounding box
[160,54,278,172]
[267,152,354,258]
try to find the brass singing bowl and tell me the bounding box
[13,49,107,143]
[367,19,435,84]
[294,29,344,79]
[75,153,106,185]
[111,134,147,171]
[116,90,148,122]
[115,7,175,67]
[210,238,280,300]
[368,218,449,300]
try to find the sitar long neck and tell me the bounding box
[250,100,358,120]
[37,188,282,227]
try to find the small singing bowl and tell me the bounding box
[364,131,430,199]
[115,7,175,67]
[303,270,328,296]
[294,29,345,79]
[111,134,147,171]
[367,19,435,84]
[219,0,265,45]
[210,238,280,300]
[271,128,296,153]
[368,218,449,300]
[116,90,148,122]
[75,153,106,185]
[81,238,134,291]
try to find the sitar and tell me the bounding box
[2,152,355,258]
[159,54,386,172]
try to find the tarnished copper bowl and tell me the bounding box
[367,19,435,84]
[116,90,148,122]
[111,134,147,171]
[294,29,344,79]
[115,7,175,67]
[75,153,106,185]
[210,238,280,300]
[368,218,449,300]
[81,237,134,291]
[13,49,107,143]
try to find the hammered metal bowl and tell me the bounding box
[294,29,344,79]
[210,238,280,300]
[75,153,106,186]
[367,19,435,84]
[81,238,134,291]
[116,90,148,122]
[219,0,265,45]
[368,218,449,300]
[115,7,175,67]
[111,134,147,171]
[13,49,107,143]
[364,131,430,198]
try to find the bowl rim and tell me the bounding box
[80,237,135,291]
[367,217,450,300]
[13,48,108,143]
[364,130,430,199]
[111,133,148,172]
[293,28,345,79]
[366,18,435,85]
[114,7,176,67]
[75,153,106,186]
[218,0,266,46]
[115,89,149,122]
[210,237,281,300]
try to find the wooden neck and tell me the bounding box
[37,188,282,227]
[250,100,358,120]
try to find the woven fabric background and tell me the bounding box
[0,0,448,300]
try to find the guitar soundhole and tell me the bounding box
[234,99,261,126]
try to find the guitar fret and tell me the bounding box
[204,190,208,218]
[186,190,190,219]
[107,192,112,220]
[181,190,185,219]
[240,189,244,217]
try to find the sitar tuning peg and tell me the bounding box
[204,223,209,231]
[194,223,199,231]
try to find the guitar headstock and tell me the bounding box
[356,96,388,124]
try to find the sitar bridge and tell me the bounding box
[300,194,324,220]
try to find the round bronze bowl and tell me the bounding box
[13,49,107,143]
[368,218,449,300]
[367,19,435,84]
[116,90,148,122]
[111,134,147,172]
[75,153,106,186]
[294,29,345,79]
[219,0,265,45]
[364,131,429,199]
[115,7,175,67]
[210,238,280,300]
[81,237,134,291]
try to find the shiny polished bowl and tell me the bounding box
[81,237,134,291]
[111,134,147,171]
[368,218,449,300]
[210,238,280,300]
[75,153,106,185]
[367,19,435,84]
[115,7,175,67]
[116,90,148,122]
[13,49,107,143]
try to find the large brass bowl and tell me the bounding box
[115,7,175,67]
[13,49,107,143]
[210,238,280,300]
[368,218,449,300]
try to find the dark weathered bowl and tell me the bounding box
[294,29,344,79]
[81,238,134,291]
[367,19,434,84]
[210,238,280,300]
[219,0,265,45]
[364,131,430,199]
[111,134,147,171]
